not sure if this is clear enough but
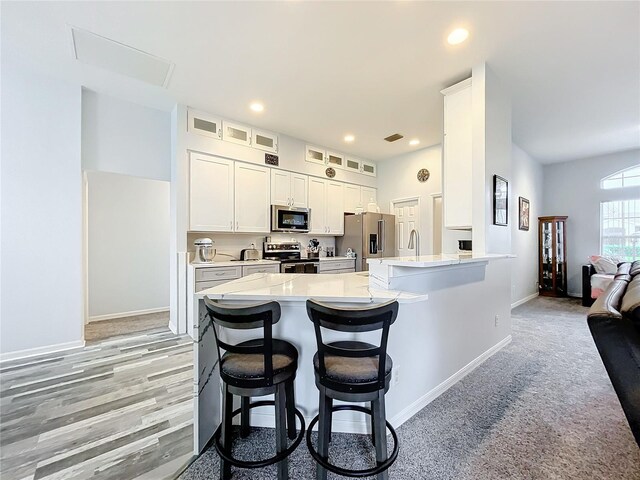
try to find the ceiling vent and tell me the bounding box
[70,26,174,88]
[384,133,404,142]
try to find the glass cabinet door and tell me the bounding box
[539,216,568,297]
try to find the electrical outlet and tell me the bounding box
[494,314,499,327]
[392,365,400,385]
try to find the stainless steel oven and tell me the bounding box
[271,205,310,233]
[263,241,319,274]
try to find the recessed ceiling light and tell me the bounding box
[409,139,420,146]
[250,102,264,112]
[447,28,469,45]
[344,134,355,143]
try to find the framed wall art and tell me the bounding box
[519,197,530,231]
[493,175,508,226]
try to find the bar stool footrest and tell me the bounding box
[305,404,399,478]
[214,400,306,469]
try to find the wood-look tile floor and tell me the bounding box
[0,330,194,480]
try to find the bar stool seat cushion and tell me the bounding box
[313,341,392,383]
[221,339,295,379]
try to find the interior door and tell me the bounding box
[393,198,420,257]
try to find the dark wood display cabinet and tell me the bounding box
[538,216,568,297]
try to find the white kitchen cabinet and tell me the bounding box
[253,129,278,153]
[345,157,361,174]
[441,78,473,229]
[344,184,362,213]
[318,259,356,273]
[242,264,280,276]
[189,153,234,231]
[360,160,377,177]
[326,151,345,170]
[360,186,377,207]
[270,170,308,207]
[326,181,345,235]
[309,178,345,235]
[234,162,270,232]
[188,109,222,140]
[306,145,326,166]
[223,121,252,147]
[308,177,327,234]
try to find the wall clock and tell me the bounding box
[325,167,336,178]
[417,168,430,182]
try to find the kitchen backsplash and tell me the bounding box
[186,232,336,261]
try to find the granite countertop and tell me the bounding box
[367,253,514,268]
[197,272,427,304]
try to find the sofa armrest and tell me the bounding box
[582,264,596,307]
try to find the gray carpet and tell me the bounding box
[180,297,640,479]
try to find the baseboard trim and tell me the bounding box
[511,292,539,309]
[89,307,169,323]
[245,335,513,434]
[389,335,513,428]
[0,340,86,363]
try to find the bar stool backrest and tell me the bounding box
[306,299,399,391]
[204,297,282,384]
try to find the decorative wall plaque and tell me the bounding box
[417,168,430,182]
[325,167,336,178]
[265,154,279,166]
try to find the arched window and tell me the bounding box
[601,165,640,189]
[600,165,640,260]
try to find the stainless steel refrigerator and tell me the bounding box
[336,213,396,271]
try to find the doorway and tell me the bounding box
[432,194,443,255]
[392,197,421,256]
[85,171,172,342]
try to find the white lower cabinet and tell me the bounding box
[242,264,279,275]
[318,259,356,273]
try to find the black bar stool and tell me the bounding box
[204,297,305,480]
[305,299,400,480]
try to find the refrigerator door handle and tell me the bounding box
[378,219,385,254]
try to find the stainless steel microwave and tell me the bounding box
[271,205,310,233]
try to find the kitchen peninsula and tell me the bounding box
[191,254,512,453]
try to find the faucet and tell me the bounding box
[407,229,420,258]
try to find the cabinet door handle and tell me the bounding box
[236,221,239,230]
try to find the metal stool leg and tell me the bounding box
[240,396,250,438]
[372,390,389,480]
[285,380,296,440]
[316,389,332,480]
[220,384,233,480]
[275,383,289,480]
[370,400,376,446]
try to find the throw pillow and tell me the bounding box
[589,255,620,275]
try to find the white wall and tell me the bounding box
[472,63,513,255]
[510,144,543,305]
[377,144,470,255]
[1,62,83,358]
[87,171,170,319]
[82,90,171,181]
[542,148,640,295]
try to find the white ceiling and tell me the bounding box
[2,1,639,164]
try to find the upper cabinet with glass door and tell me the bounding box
[188,109,222,140]
[223,121,252,147]
[326,151,345,170]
